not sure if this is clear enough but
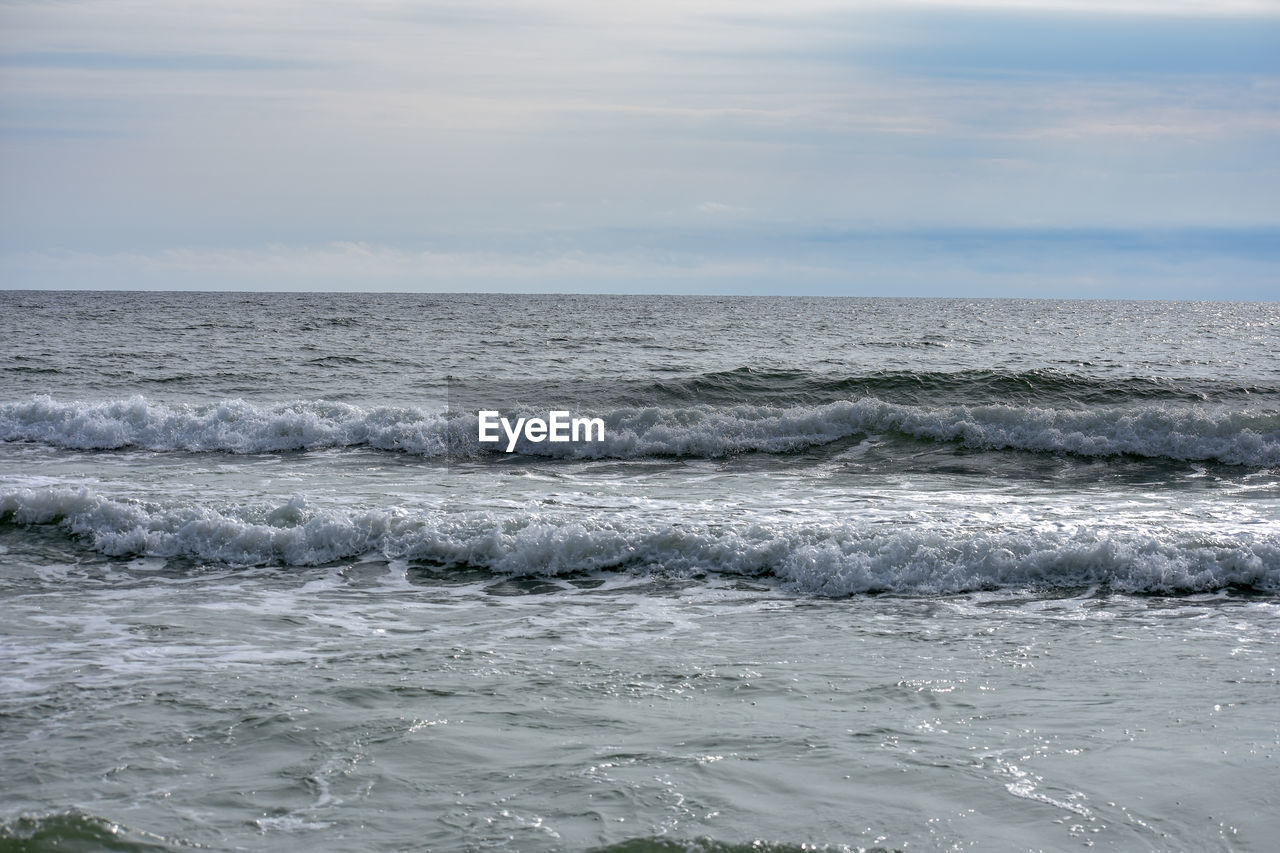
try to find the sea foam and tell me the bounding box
[2,395,1278,467]
[3,486,1276,594]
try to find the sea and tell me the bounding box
[1,292,1277,852]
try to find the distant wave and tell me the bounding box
[2,487,1277,594]
[3,394,1278,467]
[612,366,1280,407]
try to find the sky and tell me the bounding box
[1,0,1277,297]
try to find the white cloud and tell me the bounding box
[1,0,1277,295]
[904,0,1280,13]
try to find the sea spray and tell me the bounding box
[4,486,1277,594]
[3,395,1278,466]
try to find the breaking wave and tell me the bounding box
[3,486,1277,595]
[2,394,1278,467]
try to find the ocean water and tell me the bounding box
[1,292,1278,852]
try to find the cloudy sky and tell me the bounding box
[1,0,1277,296]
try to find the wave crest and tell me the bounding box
[2,394,1278,467]
[3,487,1276,595]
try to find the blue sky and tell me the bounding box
[1,0,1277,297]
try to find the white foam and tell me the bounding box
[0,395,452,455]
[3,486,1276,595]
[2,395,1277,466]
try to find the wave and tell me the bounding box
[615,366,1280,407]
[0,395,455,455]
[3,394,1278,467]
[3,487,1277,594]
[0,810,176,851]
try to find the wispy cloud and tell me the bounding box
[0,51,310,72]
[846,11,1280,76]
